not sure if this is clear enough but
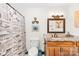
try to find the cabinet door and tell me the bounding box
[49,47,55,56]
[60,47,70,56]
[46,47,50,56]
[77,47,79,56]
[60,47,77,56]
[54,47,60,56]
[70,47,78,56]
[49,47,60,56]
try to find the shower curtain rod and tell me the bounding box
[6,3,24,18]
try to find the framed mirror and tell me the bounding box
[47,18,65,33]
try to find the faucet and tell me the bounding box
[54,33,58,37]
[52,33,58,38]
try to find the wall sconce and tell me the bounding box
[32,17,39,24]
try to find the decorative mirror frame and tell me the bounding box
[47,18,65,33]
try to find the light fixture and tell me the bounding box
[49,10,64,17]
[32,17,39,24]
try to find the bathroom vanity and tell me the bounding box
[45,36,79,56]
[46,16,79,56]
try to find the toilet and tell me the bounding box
[28,37,39,56]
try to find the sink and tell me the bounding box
[51,38,62,39]
[49,37,62,41]
[48,37,76,41]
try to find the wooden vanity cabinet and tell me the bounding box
[45,41,78,56]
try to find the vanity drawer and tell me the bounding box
[46,41,76,47]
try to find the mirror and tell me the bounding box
[47,15,65,33]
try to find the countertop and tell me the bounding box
[45,36,79,41]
